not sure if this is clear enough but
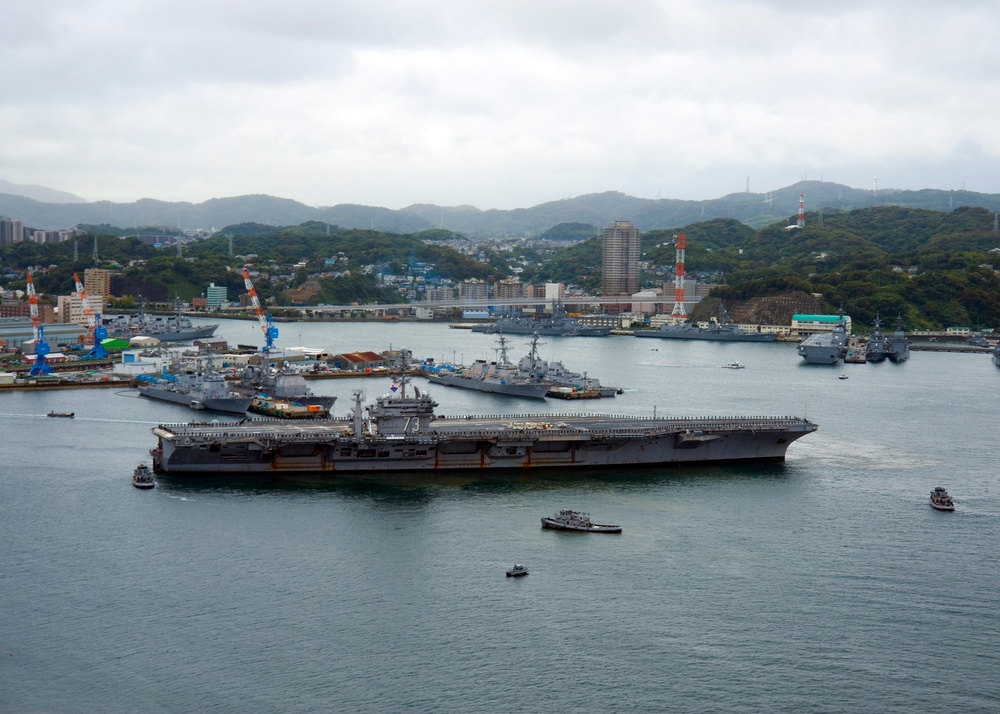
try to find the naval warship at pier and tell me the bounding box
[150,352,817,476]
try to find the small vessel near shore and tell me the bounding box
[47,411,75,418]
[132,463,155,489]
[541,509,622,533]
[248,398,329,419]
[506,564,529,577]
[929,487,954,512]
[723,362,745,369]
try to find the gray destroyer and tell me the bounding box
[423,335,551,398]
[865,316,889,363]
[105,296,218,342]
[137,362,252,415]
[886,316,910,362]
[471,300,610,337]
[236,361,336,409]
[150,367,818,475]
[635,307,776,342]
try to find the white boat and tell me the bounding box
[541,509,622,533]
[929,487,954,512]
[839,374,849,380]
[132,463,155,489]
[506,564,528,577]
[722,362,745,369]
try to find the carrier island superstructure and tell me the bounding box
[151,372,817,476]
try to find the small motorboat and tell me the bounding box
[722,362,745,369]
[541,509,622,533]
[47,411,75,418]
[929,486,954,512]
[132,463,155,489]
[506,564,528,577]
[838,374,849,380]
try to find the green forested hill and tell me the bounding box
[3,205,1000,329]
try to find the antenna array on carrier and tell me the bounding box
[670,233,687,318]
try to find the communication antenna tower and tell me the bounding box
[873,176,878,197]
[670,234,687,318]
[797,194,805,228]
[228,234,234,257]
[92,236,99,264]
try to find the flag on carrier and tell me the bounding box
[390,382,399,392]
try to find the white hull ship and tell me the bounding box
[150,354,818,476]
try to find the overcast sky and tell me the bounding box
[2,0,998,209]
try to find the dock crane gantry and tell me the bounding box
[73,272,108,360]
[242,267,278,353]
[25,269,52,376]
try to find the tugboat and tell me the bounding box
[506,564,529,577]
[929,487,954,512]
[132,463,155,489]
[541,509,622,533]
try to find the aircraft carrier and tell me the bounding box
[151,370,818,476]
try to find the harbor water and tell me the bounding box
[2,319,998,712]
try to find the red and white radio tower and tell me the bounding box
[670,233,687,318]
[797,193,805,228]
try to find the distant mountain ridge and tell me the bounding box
[2,180,1000,235]
[0,179,87,204]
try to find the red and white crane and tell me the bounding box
[242,267,278,352]
[72,272,97,338]
[72,272,108,359]
[25,269,52,375]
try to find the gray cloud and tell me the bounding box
[2,0,998,209]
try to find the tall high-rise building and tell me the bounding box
[84,268,112,299]
[601,221,640,296]
[206,283,228,309]
[0,219,24,246]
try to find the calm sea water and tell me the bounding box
[2,320,998,713]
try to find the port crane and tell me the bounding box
[25,269,52,376]
[73,272,108,359]
[242,267,278,352]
